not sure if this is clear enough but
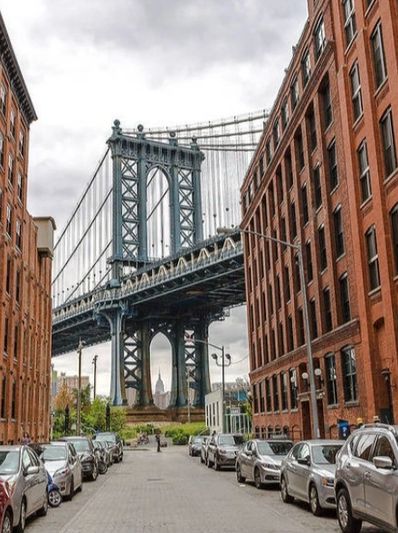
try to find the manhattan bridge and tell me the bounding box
[52,111,268,412]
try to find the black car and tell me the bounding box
[94,432,123,463]
[60,437,99,481]
[188,436,205,457]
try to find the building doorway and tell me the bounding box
[301,401,311,439]
[317,399,325,438]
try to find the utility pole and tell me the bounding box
[76,338,83,436]
[187,368,191,423]
[212,347,232,433]
[92,354,98,399]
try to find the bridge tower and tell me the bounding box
[104,120,211,409]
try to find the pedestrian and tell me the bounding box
[22,432,31,445]
[356,417,364,428]
[155,432,161,453]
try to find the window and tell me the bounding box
[17,173,23,203]
[373,436,396,464]
[287,315,294,352]
[339,273,351,323]
[6,204,11,237]
[281,373,288,411]
[295,128,305,170]
[350,63,363,121]
[327,140,338,191]
[0,133,4,167]
[354,434,375,461]
[290,77,299,111]
[343,0,356,47]
[333,206,345,257]
[16,220,22,250]
[305,241,313,282]
[1,377,6,419]
[342,346,357,402]
[0,188,2,221]
[297,308,305,345]
[272,230,279,261]
[301,184,309,224]
[273,118,280,149]
[391,205,398,274]
[278,322,284,356]
[295,255,302,293]
[15,270,21,303]
[380,109,397,178]
[357,141,372,202]
[280,216,287,250]
[314,17,326,59]
[366,226,380,290]
[276,275,281,310]
[272,375,279,412]
[0,84,6,115]
[323,288,333,332]
[3,318,9,355]
[301,50,311,86]
[13,326,18,359]
[312,166,322,209]
[259,382,265,413]
[308,108,317,152]
[269,183,275,217]
[276,167,284,204]
[320,77,333,129]
[268,283,274,315]
[281,99,289,130]
[289,368,298,409]
[309,299,318,339]
[325,354,338,405]
[265,379,271,412]
[11,381,16,419]
[5,257,11,294]
[290,202,297,240]
[284,265,291,302]
[318,225,327,271]
[19,132,25,157]
[285,149,293,190]
[7,154,14,185]
[10,110,15,138]
[371,22,388,89]
[266,139,272,165]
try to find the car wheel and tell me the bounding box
[2,509,12,533]
[236,464,246,483]
[254,468,264,490]
[48,489,62,508]
[280,476,293,504]
[337,488,362,533]
[15,499,26,533]
[309,484,322,516]
[214,455,220,471]
[37,496,48,517]
[91,464,98,481]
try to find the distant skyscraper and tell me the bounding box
[154,372,170,409]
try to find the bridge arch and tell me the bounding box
[146,166,171,260]
[150,331,173,410]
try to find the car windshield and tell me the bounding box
[193,437,203,444]
[68,440,90,453]
[257,441,293,456]
[0,451,20,475]
[311,445,342,465]
[97,434,115,443]
[42,446,66,461]
[219,435,244,446]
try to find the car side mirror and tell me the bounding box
[373,456,394,470]
[25,465,39,476]
[246,450,252,457]
[297,456,310,466]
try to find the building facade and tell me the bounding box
[241,0,398,440]
[0,13,55,443]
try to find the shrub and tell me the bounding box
[172,434,189,445]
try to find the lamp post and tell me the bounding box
[211,350,232,433]
[76,338,84,436]
[92,355,98,399]
[217,226,320,439]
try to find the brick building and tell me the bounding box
[241,0,398,440]
[0,13,55,443]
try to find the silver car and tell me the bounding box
[41,442,82,500]
[207,434,245,470]
[236,439,293,488]
[335,423,398,533]
[280,439,343,515]
[0,445,48,531]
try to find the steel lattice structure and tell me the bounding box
[52,110,267,407]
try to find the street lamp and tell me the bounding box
[211,351,231,433]
[217,225,320,439]
[76,339,84,436]
[92,355,98,399]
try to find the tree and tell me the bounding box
[54,382,74,412]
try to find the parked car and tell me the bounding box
[40,442,82,500]
[280,439,343,516]
[92,441,108,474]
[188,436,205,457]
[335,423,398,533]
[0,481,13,533]
[94,432,123,463]
[0,445,48,532]
[60,437,98,481]
[207,434,245,470]
[200,437,211,465]
[236,439,293,488]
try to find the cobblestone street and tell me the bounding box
[25,445,382,533]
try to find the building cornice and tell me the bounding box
[0,11,37,124]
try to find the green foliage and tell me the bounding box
[163,422,206,439]
[110,406,127,433]
[172,433,189,445]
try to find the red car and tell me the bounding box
[0,482,13,533]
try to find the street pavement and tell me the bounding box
[26,444,381,533]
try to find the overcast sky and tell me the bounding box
[2,0,308,398]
